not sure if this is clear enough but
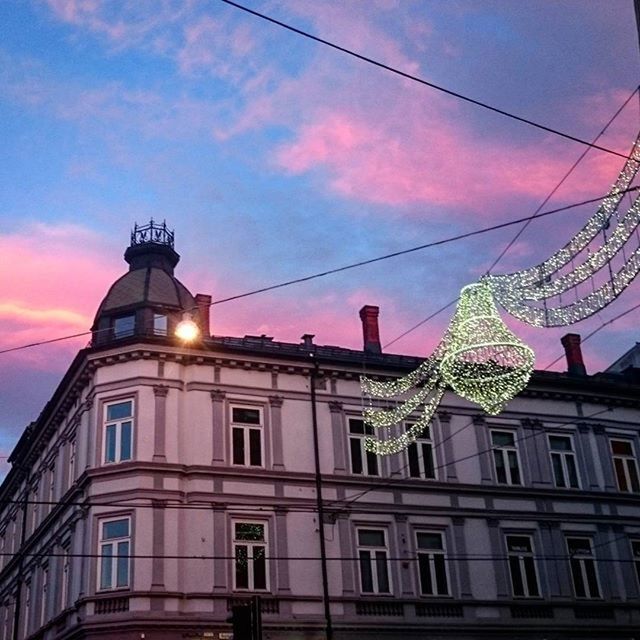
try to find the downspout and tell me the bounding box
[309,357,333,640]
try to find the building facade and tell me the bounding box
[1,223,640,640]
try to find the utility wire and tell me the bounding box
[219,0,634,161]
[2,188,635,359]
[385,86,640,349]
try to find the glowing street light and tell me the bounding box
[175,314,200,342]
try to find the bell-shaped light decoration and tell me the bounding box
[175,313,200,342]
[440,281,534,414]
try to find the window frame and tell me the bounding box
[610,438,640,493]
[548,433,580,489]
[406,423,436,480]
[505,534,540,598]
[356,527,392,595]
[98,516,132,592]
[232,520,269,592]
[566,536,601,599]
[102,399,135,465]
[415,530,449,596]
[490,429,522,486]
[348,418,379,477]
[230,405,265,468]
[112,313,135,339]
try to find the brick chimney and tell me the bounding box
[561,333,586,376]
[359,305,381,354]
[195,293,212,338]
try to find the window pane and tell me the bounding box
[507,536,531,553]
[232,428,245,465]
[434,554,448,594]
[120,422,132,461]
[584,560,600,597]
[253,546,266,590]
[359,550,373,592]
[349,419,364,435]
[235,523,265,541]
[106,401,132,421]
[350,438,363,474]
[422,443,435,478]
[509,556,524,596]
[408,443,420,477]
[358,530,385,547]
[492,431,515,447]
[366,450,379,476]
[611,440,633,455]
[629,460,640,492]
[551,453,566,487]
[570,559,586,597]
[418,554,433,594]
[235,546,249,589]
[567,538,590,555]
[614,458,628,491]
[493,450,507,484]
[105,426,116,462]
[153,314,167,335]
[116,541,129,587]
[523,557,539,596]
[232,408,261,425]
[100,545,113,590]
[566,456,579,488]
[549,436,571,451]
[249,429,262,466]
[508,451,521,484]
[114,315,135,338]
[375,551,389,592]
[103,519,129,539]
[417,532,443,550]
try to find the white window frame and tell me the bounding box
[505,534,540,598]
[406,423,436,480]
[356,528,391,594]
[98,517,131,591]
[548,434,580,489]
[103,400,134,465]
[566,536,601,599]
[230,406,264,468]
[491,429,522,485]
[232,521,269,592]
[349,419,379,477]
[415,530,449,596]
[610,438,640,492]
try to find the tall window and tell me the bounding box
[506,535,539,597]
[233,522,268,591]
[416,531,448,596]
[231,407,263,467]
[548,435,579,488]
[407,424,436,480]
[349,419,379,476]
[357,529,390,594]
[491,430,521,485]
[99,518,131,590]
[566,537,600,598]
[67,439,76,489]
[30,489,39,534]
[47,465,56,514]
[60,545,71,610]
[153,313,167,336]
[104,400,133,464]
[40,565,48,626]
[610,439,640,492]
[631,539,640,587]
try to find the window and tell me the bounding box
[407,424,436,480]
[47,465,56,514]
[416,532,448,595]
[40,565,48,626]
[30,489,39,534]
[357,529,390,594]
[631,539,640,587]
[23,580,31,638]
[548,435,579,488]
[491,430,521,485]
[610,439,640,492]
[99,518,131,590]
[349,419,379,476]
[104,400,133,464]
[231,407,263,467]
[153,313,167,336]
[506,535,539,597]
[113,314,135,338]
[67,439,76,489]
[233,522,268,591]
[60,545,71,609]
[566,537,600,598]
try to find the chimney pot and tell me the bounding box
[561,333,586,376]
[360,305,382,354]
[195,293,212,338]
[301,334,315,349]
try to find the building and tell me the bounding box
[1,221,640,640]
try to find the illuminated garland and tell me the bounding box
[363,381,437,428]
[361,356,439,398]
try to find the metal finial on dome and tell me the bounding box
[130,219,175,249]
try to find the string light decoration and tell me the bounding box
[439,282,534,414]
[360,132,640,456]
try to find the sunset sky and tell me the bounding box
[1,0,639,469]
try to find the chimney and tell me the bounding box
[301,334,315,349]
[195,293,212,338]
[561,333,586,376]
[359,305,381,354]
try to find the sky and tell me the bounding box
[1,0,640,468]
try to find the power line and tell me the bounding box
[218,0,635,161]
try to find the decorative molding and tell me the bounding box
[153,385,169,398]
[437,411,451,424]
[210,389,226,402]
[268,395,284,408]
[328,401,343,414]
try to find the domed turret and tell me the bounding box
[92,221,208,346]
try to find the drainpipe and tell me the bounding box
[12,467,30,640]
[309,357,333,640]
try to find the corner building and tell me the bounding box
[1,222,640,640]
